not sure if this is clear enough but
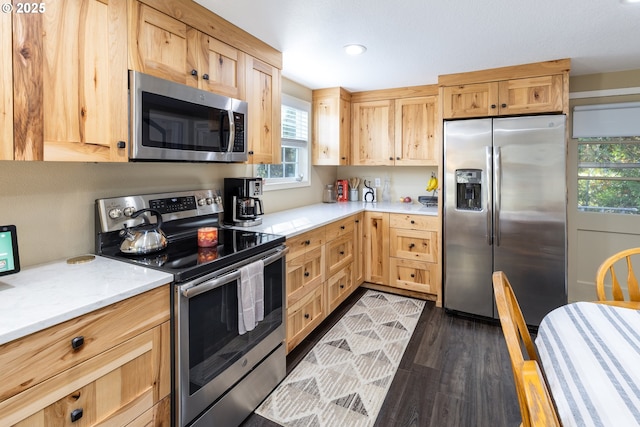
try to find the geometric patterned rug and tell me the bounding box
[255,290,425,426]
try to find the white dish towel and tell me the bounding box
[237,259,264,335]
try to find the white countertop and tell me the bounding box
[240,201,438,238]
[0,201,437,346]
[0,255,173,345]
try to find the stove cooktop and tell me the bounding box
[100,228,285,283]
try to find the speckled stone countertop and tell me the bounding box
[0,255,173,345]
[236,201,438,237]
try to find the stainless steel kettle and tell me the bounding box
[119,208,168,255]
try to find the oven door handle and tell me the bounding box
[180,246,289,299]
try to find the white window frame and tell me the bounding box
[255,94,311,191]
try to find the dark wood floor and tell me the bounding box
[242,287,521,427]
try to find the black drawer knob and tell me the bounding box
[202,73,210,80]
[70,408,83,422]
[340,225,345,230]
[410,220,415,224]
[304,271,310,277]
[305,240,310,245]
[355,220,359,223]
[409,243,415,249]
[340,284,345,289]
[389,157,393,160]
[410,273,415,278]
[339,251,345,255]
[304,313,310,319]
[71,336,85,350]
[191,69,198,76]
[501,103,507,108]
[491,104,497,109]
[116,141,126,149]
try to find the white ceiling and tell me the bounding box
[195,0,640,92]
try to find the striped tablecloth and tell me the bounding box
[536,302,640,427]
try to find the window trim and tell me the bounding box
[256,94,311,191]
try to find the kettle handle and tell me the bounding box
[254,198,264,215]
[131,208,164,228]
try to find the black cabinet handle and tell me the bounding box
[304,271,310,277]
[305,240,310,245]
[71,336,85,350]
[248,151,254,155]
[491,104,497,109]
[339,251,345,255]
[340,225,345,230]
[70,408,83,422]
[396,157,400,160]
[410,273,415,278]
[389,157,393,161]
[191,69,198,76]
[116,141,126,149]
[355,220,359,223]
[341,156,346,160]
[410,220,415,224]
[304,313,310,319]
[501,103,507,108]
[409,243,415,249]
[202,74,209,80]
[340,284,345,289]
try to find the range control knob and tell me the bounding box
[108,208,122,219]
[123,207,136,217]
[206,197,213,205]
[197,198,206,206]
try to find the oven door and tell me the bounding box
[130,70,247,163]
[174,246,286,426]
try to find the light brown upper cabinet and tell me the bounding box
[6,0,128,161]
[394,96,438,165]
[442,76,564,119]
[128,2,246,100]
[245,57,282,164]
[351,86,439,166]
[439,59,570,119]
[312,88,351,166]
[351,100,395,165]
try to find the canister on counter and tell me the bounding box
[336,179,349,202]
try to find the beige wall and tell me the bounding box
[337,165,438,202]
[567,69,640,302]
[0,78,337,268]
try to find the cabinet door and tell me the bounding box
[351,100,394,165]
[389,258,436,294]
[245,56,281,164]
[286,286,324,353]
[442,83,499,119]
[327,265,353,312]
[128,2,188,84]
[364,211,389,284]
[13,0,128,161]
[188,30,246,99]
[1,10,12,160]
[0,325,168,426]
[390,228,437,263]
[312,88,350,165]
[498,75,563,115]
[394,96,438,165]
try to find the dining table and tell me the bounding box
[536,301,640,427]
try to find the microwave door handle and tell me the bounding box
[227,110,235,153]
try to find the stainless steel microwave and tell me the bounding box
[129,71,248,162]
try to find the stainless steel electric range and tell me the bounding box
[95,189,287,427]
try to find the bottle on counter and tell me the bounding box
[323,184,337,203]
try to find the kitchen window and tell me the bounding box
[256,94,310,190]
[577,137,640,215]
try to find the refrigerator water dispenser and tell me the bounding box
[456,169,482,210]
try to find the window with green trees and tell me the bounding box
[578,136,640,214]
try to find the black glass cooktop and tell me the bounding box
[101,228,285,282]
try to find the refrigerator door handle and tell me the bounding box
[494,146,502,246]
[485,146,493,246]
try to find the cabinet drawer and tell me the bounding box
[390,228,437,262]
[389,258,437,295]
[286,286,325,353]
[326,232,354,278]
[0,326,163,426]
[0,285,170,402]
[327,264,353,312]
[286,246,324,307]
[286,227,326,260]
[325,216,355,241]
[390,213,438,231]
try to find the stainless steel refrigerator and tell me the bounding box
[443,115,567,326]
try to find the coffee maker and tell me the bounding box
[223,177,265,226]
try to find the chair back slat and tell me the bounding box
[596,248,640,302]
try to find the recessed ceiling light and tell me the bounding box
[344,44,367,55]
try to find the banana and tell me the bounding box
[426,175,438,192]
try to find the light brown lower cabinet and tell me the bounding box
[285,214,363,353]
[0,285,171,426]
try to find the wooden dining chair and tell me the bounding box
[595,247,640,309]
[492,271,540,427]
[520,360,561,427]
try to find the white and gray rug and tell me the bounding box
[256,290,425,427]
